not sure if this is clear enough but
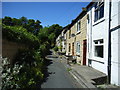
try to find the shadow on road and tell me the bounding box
[40,50,59,88]
[42,59,53,82]
[41,54,57,85]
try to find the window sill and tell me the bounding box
[88,58,104,64]
[76,53,80,56]
[76,31,81,35]
[94,56,104,62]
[93,18,105,26]
[76,55,80,57]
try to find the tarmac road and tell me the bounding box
[41,55,81,88]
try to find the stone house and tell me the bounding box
[56,34,62,52]
[56,27,67,53]
[74,11,87,65]
[65,10,87,65]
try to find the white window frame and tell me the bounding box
[94,0,104,22]
[77,20,81,33]
[94,39,104,58]
[76,42,80,55]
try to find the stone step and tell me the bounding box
[70,69,96,89]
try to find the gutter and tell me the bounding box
[108,0,112,84]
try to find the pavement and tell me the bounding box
[54,51,120,89]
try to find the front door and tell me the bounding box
[83,40,87,65]
[72,43,74,56]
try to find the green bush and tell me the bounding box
[2,24,40,49]
[2,50,44,89]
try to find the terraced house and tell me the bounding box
[56,27,67,53]
[65,9,87,65]
[56,0,120,86]
[87,0,120,85]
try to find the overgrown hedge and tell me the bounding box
[2,24,39,49]
[2,24,45,89]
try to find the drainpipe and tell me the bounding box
[108,0,112,84]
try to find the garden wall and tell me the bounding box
[2,39,26,64]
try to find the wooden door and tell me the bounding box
[83,40,87,65]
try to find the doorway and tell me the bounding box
[72,42,74,56]
[83,40,87,65]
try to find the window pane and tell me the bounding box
[79,22,80,31]
[69,43,71,52]
[99,4,104,19]
[77,22,80,32]
[100,39,103,43]
[77,43,79,53]
[95,45,103,58]
[95,10,98,22]
[78,44,80,53]
[95,3,97,9]
[77,23,79,31]
[76,43,80,53]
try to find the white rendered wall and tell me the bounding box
[111,1,120,86]
[87,0,120,86]
[87,2,109,75]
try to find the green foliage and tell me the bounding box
[39,41,51,58]
[2,50,44,89]
[48,24,63,38]
[53,46,58,51]
[2,16,63,89]
[48,33,55,47]
[2,16,12,26]
[2,24,39,49]
[2,16,43,35]
[38,28,49,44]
[37,24,63,48]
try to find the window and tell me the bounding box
[77,21,81,32]
[66,33,67,40]
[94,0,104,22]
[69,29,71,39]
[76,42,80,54]
[94,39,104,58]
[69,43,71,52]
[87,14,90,23]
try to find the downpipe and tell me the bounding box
[108,0,112,84]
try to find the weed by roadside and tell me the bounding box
[67,68,72,72]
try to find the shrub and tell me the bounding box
[2,24,40,49]
[2,50,44,89]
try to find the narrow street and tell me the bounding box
[41,54,82,88]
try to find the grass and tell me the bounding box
[67,68,72,72]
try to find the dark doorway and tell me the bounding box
[83,40,87,65]
[72,42,74,56]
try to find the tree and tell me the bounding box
[19,16,28,26]
[48,24,63,38]
[12,18,21,26]
[48,33,55,47]
[2,16,12,26]
[34,20,43,35]
[38,27,49,44]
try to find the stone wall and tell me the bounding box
[75,14,87,65]
[2,39,26,64]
